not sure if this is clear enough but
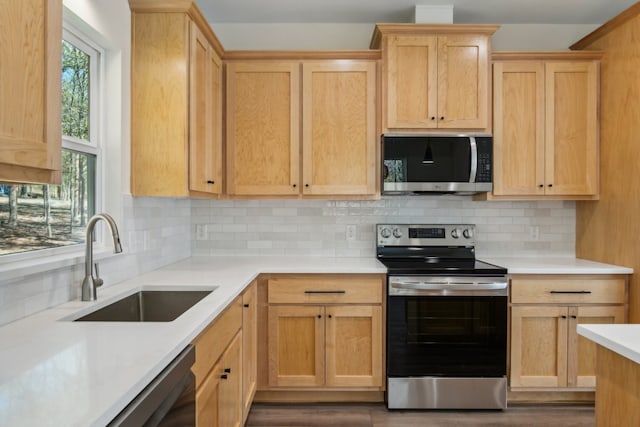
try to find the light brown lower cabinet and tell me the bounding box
[265,274,385,390]
[509,275,627,391]
[192,291,251,427]
[242,281,258,425]
[196,332,242,426]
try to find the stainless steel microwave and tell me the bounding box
[382,135,493,195]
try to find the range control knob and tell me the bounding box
[380,227,392,238]
[463,228,474,239]
[451,228,461,239]
[393,228,403,238]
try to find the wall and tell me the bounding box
[200,19,584,261]
[575,4,640,322]
[0,196,191,325]
[0,4,596,326]
[192,198,575,258]
[0,1,191,326]
[211,22,598,50]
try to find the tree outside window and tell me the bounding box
[0,33,99,255]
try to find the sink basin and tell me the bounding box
[74,289,214,322]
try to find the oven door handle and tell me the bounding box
[389,277,508,296]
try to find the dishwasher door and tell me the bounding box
[108,344,196,427]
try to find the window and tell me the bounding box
[0,26,102,256]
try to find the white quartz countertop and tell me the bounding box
[0,254,632,426]
[483,256,633,274]
[0,256,385,427]
[577,324,640,365]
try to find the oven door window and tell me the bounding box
[387,295,507,377]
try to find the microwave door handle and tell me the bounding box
[469,136,478,183]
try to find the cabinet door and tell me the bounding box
[437,34,490,129]
[492,61,545,196]
[196,361,221,427]
[302,61,377,196]
[510,306,569,388]
[545,61,599,196]
[325,305,383,387]
[385,35,438,129]
[0,0,62,183]
[241,282,257,424]
[189,23,222,195]
[568,305,625,388]
[219,332,243,427]
[268,305,324,387]
[226,62,300,195]
[131,12,190,196]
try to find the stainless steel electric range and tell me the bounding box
[376,224,508,410]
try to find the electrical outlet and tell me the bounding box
[529,226,539,241]
[196,224,207,240]
[346,225,357,241]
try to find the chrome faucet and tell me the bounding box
[81,213,123,301]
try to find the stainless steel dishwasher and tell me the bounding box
[108,344,196,427]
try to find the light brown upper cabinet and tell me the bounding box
[371,24,498,134]
[491,53,601,199]
[302,61,377,196]
[225,55,378,198]
[189,24,223,195]
[129,0,223,198]
[226,61,301,197]
[0,0,62,184]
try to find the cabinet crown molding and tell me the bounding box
[370,23,500,48]
[128,0,224,57]
[492,51,604,61]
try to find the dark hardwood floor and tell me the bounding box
[246,403,595,427]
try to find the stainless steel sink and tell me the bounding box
[74,289,214,322]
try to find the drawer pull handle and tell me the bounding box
[549,290,592,294]
[304,290,346,294]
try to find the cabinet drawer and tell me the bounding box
[511,276,626,304]
[192,298,242,389]
[267,275,383,304]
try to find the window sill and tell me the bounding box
[0,246,122,283]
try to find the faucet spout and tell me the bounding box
[81,213,123,301]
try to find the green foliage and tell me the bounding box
[61,41,90,141]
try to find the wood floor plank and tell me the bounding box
[247,403,595,427]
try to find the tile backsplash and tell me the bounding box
[191,196,576,258]
[0,196,191,326]
[0,195,576,326]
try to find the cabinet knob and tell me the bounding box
[328,315,332,319]
[538,184,544,188]
[220,374,228,380]
[224,368,231,373]
[244,303,249,308]
[206,180,214,184]
[440,116,445,120]
[292,184,297,188]
[317,314,322,319]
[430,116,436,121]
[305,184,309,188]
[571,315,577,319]
[548,184,553,188]
[561,315,567,319]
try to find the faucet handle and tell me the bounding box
[94,263,104,287]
